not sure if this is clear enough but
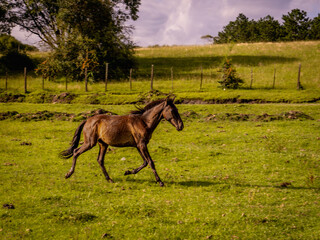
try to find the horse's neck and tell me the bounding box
[142,102,165,131]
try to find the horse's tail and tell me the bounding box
[59,120,87,159]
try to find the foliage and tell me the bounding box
[256,15,283,42]
[2,0,141,81]
[218,58,243,89]
[282,9,311,41]
[0,1,13,34]
[0,34,38,74]
[213,9,319,43]
[309,14,320,39]
[0,51,36,73]
[0,34,38,54]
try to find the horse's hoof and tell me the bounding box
[124,170,131,175]
[108,179,114,183]
[159,181,165,187]
[65,173,71,179]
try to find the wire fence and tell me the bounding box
[0,63,311,93]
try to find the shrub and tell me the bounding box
[0,50,36,73]
[218,58,244,89]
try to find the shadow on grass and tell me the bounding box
[124,177,319,190]
[136,55,298,78]
[178,180,319,190]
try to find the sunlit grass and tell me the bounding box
[0,103,319,239]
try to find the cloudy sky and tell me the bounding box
[12,0,320,47]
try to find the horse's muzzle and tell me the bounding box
[177,121,184,131]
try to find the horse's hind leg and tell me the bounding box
[97,141,113,183]
[65,143,93,179]
[124,157,147,175]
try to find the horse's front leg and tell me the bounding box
[136,143,164,187]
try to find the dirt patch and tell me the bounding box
[3,203,15,209]
[52,92,75,104]
[0,109,116,122]
[0,93,25,102]
[178,98,270,104]
[182,111,314,122]
[138,90,172,104]
[280,111,313,120]
[0,109,314,122]
[182,110,200,118]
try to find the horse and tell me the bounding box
[59,97,184,187]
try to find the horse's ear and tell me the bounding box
[165,95,175,102]
[164,96,170,105]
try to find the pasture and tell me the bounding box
[0,102,319,239]
[1,41,320,104]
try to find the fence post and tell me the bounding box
[129,68,132,91]
[105,63,108,92]
[85,67,88,92]
[5,72,8,90]
[65,75,68,91]
[171,67,173,91]
[42,75,45,90]
[24,67,27,93]
[297,63,302,90]
[200,65,203,90]
[273,68,276,89]
[250,68,253,89]
[151,64,154,91]
[85,50,88,92]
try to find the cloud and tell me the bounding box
[130,0,320,46]
[161,0,192,44]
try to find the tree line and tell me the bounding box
[203,9,320,44]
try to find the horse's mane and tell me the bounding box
[130,98,173,115]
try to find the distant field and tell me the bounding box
[0,41,319,104]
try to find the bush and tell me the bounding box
[0,50,36,73]
[218,58,244,89]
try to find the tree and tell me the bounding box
[0,1,13,34]
[218,58,243,89]
[309,14,320,40]
[282,9,311,41]
[256,15,282,42]
[201,35,214,44]
[0,34,38,53]
[212,9,317,44]
[3,0,141,80]
[214,13,256,43]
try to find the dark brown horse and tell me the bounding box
[60,97,184,186]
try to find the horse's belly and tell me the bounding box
[96,115,137,147]
[100,127,135,147]
[106,132,135,147]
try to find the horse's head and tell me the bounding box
[162,97,184,131]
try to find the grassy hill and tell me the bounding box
[1,41,320,104]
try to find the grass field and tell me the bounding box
[0,103,319,239]
[0,41,319,239]
[1,41,320,104]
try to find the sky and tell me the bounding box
[12,0,320,47]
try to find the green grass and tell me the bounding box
[1,41,320,104]
[0,103,319,239]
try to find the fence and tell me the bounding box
[0,63,308,93]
